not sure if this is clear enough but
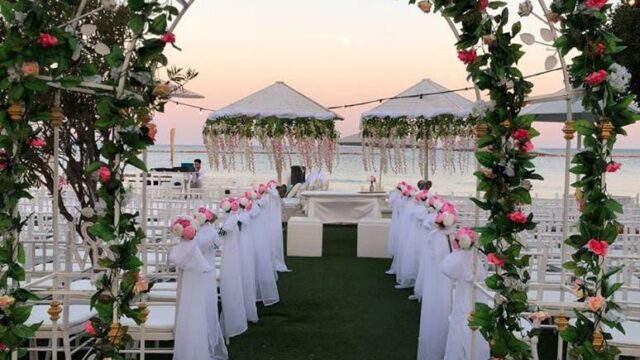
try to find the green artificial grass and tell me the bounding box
[228,225,421,360]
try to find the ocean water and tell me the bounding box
[146,145,640,199]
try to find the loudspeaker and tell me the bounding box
[290,165,306,186]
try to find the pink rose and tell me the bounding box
[458,49,478,65]
[28,138,46,148]
[0,295,15,310]
[511,129,530,141]
[160,32,176,44]
[521,141,535,152]
[0,162,7,171]
[585,0,607,9]
[441,201,457,215]
[22,62,40,76]
[38,33,59,48]
[230,199,239,212]
[198,207,215,222]
[0,343,5,352]
[507,211,527,224]
[585,70,608,86]
[592,42,606,57]
[98,166,111,183]
[258,184,267,194]
[183,225,196,240]
[245,202,253,211]
[587,239,608,257]
[84,320,97,336]
[147,123,158,141]
[436,211,457,227]
[578,201,585,213]
[586,295,605,312]
[134,275,149,295]
[606,162,621,173]
[487,253,505,267]
[455,227,478,250]
[479,0,489,12]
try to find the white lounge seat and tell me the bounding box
[122,305,176,341]
[357,218,391,259]
[287,216,323,257]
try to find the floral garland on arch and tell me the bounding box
[550,0,640,357]
[361,115,476,175]
[409,0,543,358]
[203,117,339,175]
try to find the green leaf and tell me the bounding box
[0,0,15,22]
[149,14,167,35]
[89,223,115,242]
[126,155,147,172]
[106,45,125,68]
[85,162,104,175]
[572,119,596,136]
[604,198,623,214]
[13,324,37,338]
[9,305,32,324]
[509,187,532,205]
[59,76,83,88]
[129,14,145,34]
[475,152,495,168]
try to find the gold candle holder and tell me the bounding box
[562,120,576,140]
[592,330,604,351]
[597,119,614,140]
[555,314,569,331]
[8,102,25,122]
[50,107,64,128]
[48,300,62,322]
[108,322,124,347]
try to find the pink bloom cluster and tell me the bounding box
[198,207,216,222]
[507,211,527,224]
[161,32,176,44]
[585,70,608,86]
[458,49,478,65]
[586,0,607,9]
[606,161,622,173]
[28,138,46,148]
[220,198,240,213]
[38,33,59,48]
[98,166,111,183]
[170,217,197,240]
[587,239,608,257]
[454,227,477,250]
[510,129,534,153]
[435,199,458,228]
[84,320,97,336]
[415,190,429,202]
[487,253,505,267]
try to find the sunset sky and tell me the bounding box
[154,0,640,148]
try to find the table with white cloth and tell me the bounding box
[299,191,387,224]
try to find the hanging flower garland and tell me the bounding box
[203,117,339,175]
[361,115,476,175]
[410,0,543,358]
[550,0,639,357]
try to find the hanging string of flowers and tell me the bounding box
[550,0,639,357]
[409,0,543,358]
[203,117,339,175]
[361,115,476,175]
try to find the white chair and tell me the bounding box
[357,218,391,259]
[287,217,323,257]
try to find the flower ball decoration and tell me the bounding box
[170,216,199,240]
[220,198,240,213]
[435,201,458,229]
[454,227,478,250]
[195,207,216,225]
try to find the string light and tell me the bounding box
[166,67,562,114]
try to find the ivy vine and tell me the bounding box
[409,0,543,358]
[551,0,639,358]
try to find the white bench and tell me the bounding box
[287,217,323,257]
[357,218,391,259]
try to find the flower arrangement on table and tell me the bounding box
[367,175,377,192]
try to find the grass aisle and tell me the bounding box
[228,225,421,360]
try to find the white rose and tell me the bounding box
[172,224,184,238]
[442,212,456,227]
[81,207,95,218]
[458,234,472,249]
[434,200,443,212]
[195,213,207,226]
[220,200,231,212]
[494,294,506,305]
[239,197,249,208]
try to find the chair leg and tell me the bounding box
[62,332,71,360]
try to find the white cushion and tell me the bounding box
[289,216,323,224]
[28,305,95,330]
[122,305,175,331]
[610,320,640,347]
[286,183,301,198]
[358,218,391,225]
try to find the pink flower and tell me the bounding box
[0,295,15,310]
[578,201,585,213]
[479,0,489,12]
[368,175,377,182]
[436,211,458,227]
[455,227,478,250]
[585,0,607,9]
[84,320,97,336]
[441,201,457,215]
[606,162,622,173]
[511,129,530,141]
[198,207,215,222]
[98,166,111,183]
[487,253,505,267]
[587,295,606,312]
[0,343,6,352]
[415,190,429,201]
[258,184,267,194]
[28,138,46,148]
[147,123,158,141]
[133,274,149,295]
[230,199,239,212]
[585,70,608,86]
[521,141,535,152]
[507,211,527,224]
[178,219,191,228]
[0,162,7,171]
[38,33,59,48]
[183,225,196,240]
[268,180,278,188]
[160,32,176,44]
[587,239,608,257]
[593,42,606,57]
[458,49,478,65]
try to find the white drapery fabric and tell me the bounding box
[238,211,259,323]
[219,214,249,337]
[267,188,290,272]
[254,198,280,306]
[170,224,228,360]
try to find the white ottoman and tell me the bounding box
[287,217,323,257]
[357,218,391,259]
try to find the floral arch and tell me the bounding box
[0,0,637,359]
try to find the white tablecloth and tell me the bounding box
[299,191,387,224]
